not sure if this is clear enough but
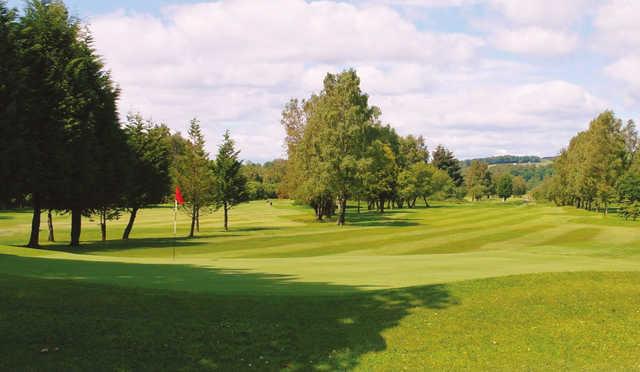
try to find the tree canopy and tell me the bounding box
[281,69,458,223]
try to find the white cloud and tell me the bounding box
[489,0,593,27]
[373,80,607,157]
[491,27,579,56]
[84,0,621,161]
[594,1,640,106]
[605,55,640,100]
[90,0,485,160]
[366,0,479,7]
[594,0,640,53]
[470,0,588,57]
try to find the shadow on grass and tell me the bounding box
[346,210,420,227]
[30,227,282,254]
[30,236,212,254]
[411,205,447,209]
[0,208,34,214]
[231,226,282,232]
[0,253,457,370]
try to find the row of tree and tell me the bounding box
[174,120,248,237]
[536,111,639,217]
[0,1,128,247]
[0,1,248,246]
[489,163,553,190]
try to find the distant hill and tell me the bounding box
[462,155,544,166]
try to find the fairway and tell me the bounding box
[2,201,640,370]
[2,200,640,293]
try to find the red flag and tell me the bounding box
[175,186,185,205]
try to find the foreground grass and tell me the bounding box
[2,200,640,369]
[1,272,639,371]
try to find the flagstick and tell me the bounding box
[173,199,177,261]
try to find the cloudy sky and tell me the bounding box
[10,0,640,161]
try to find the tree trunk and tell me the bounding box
[27,196,41,248]
[357,199,360,214]
[224,202,229,231]
[189,205,196,238]
[47,209,55,242]
[337,198,347,226]
[70,208,82,247]
[98,209,107,241]
[122,208,138,240]
[100,222,107,241]
[424,197,430,207]
[379,198,385,213]
[196,208,200,232]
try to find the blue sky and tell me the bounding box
[7,0,640,161]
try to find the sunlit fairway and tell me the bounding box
[2,200,640,370]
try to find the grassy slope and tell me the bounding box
[1,200,640,370]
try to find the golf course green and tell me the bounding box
[2,200,640,370]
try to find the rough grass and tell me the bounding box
[2,272,640,371]
[1,199,640,370]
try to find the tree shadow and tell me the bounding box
[28,236,211,254]
[0,253,457,371]
[411,204,450,209]
[231,226,282,232]
[346,210,420,227]
[28,228,281,254]
[0,208,34,214]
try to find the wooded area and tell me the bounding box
[0,1,247,246]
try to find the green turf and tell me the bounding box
[1,200,640,369]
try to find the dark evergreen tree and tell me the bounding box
[432,145,464,187]
[62,28,124,246]
[16,0,79,247]
[174,119,214,238]
[212,130,248,231]
[496,174,513,201]
[0,1,20,209]
[121,113,172,239]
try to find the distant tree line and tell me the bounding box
[462,155,542,166]
[535,111,639,218]
[0,1,247,246]
[463,160,528,201]
[242,160,287,200]
[488,163,554,190]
